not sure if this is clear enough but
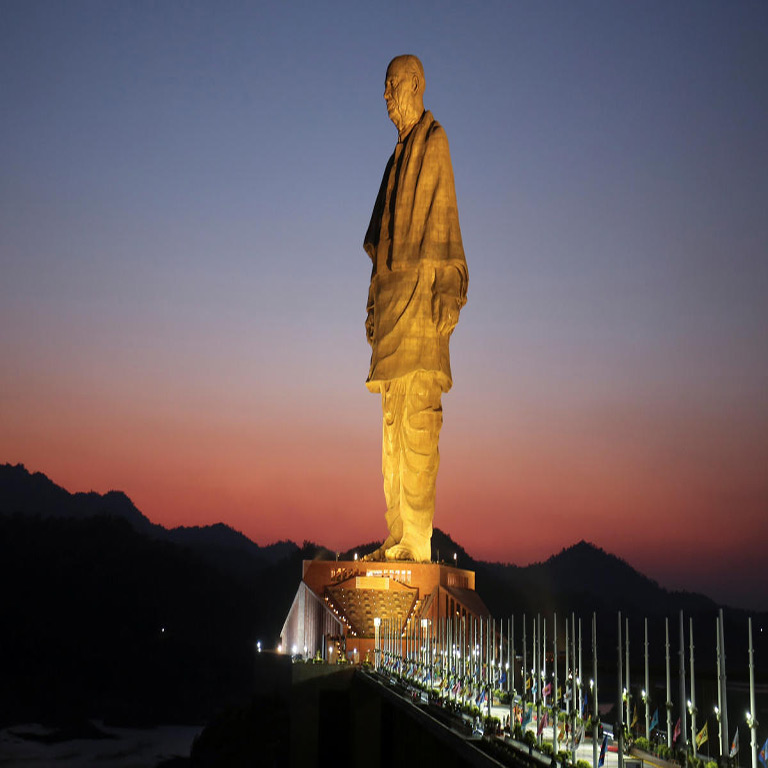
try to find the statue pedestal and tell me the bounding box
[280,559,490,663]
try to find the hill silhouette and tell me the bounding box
[0,462,764,727]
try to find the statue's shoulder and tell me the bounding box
[422,112,449,148]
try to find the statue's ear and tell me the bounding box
[411,74,420,93]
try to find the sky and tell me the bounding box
[2,1,767,610]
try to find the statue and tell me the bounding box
[363,55,468,562]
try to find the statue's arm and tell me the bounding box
[433,264,466,336]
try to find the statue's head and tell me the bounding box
[384,55,425,137]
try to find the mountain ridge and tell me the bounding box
[0,462,755,618]
[1,462,765,727]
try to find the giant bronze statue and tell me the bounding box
[363,55,468,563]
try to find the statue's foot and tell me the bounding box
[384,544,415,561]
[385,541,431,563]
[362,535,397,562]
[362,546,386,562]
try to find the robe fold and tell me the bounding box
[364,110,468,392]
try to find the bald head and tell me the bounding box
[388,55,425,95]
[384,55,426,139]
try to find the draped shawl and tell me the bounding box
[364,110,468,391]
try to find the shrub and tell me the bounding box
[542,742,554,756]
[577,761,591,768]
[635,737,651,751]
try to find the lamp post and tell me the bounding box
[592,611,599,768]
[688,700,698,759]
[642,690,649,740]
[374,617,381,670]
[644,618,650,741]
[714,706,722,757]
[690,617,698,759]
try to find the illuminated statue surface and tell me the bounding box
[363,55,467,562]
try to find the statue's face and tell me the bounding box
[384,61,417,131]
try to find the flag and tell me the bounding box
[730,728,739,757]
[558,686,563,701]
[673,717,681,744]
[631,705,638,729]
[758,736,768,768]
[558,722,566,743]
[598,735,608,768]
[537,710,548,735]
[522,704,532,728]
[526,676,532,691]
[543,682,552,698]
[696,722,708,748]
[582,690,587,719]
[500,671,507,686]
[650,708,659,731]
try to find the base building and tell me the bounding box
[281,559,490,663]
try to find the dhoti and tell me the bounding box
[379,369,443,562]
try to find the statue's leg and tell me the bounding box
[382,379,404,545]
[364,380,404,561]
[385,371,442,562]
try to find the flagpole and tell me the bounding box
[579,617,584,722]
[719,608,730,768]
[487,614,492,719]
[679,610,688,754]
[618,611,624,768]
[566,616,570,719]
[592,612,599,768]
[554,612,558,752]
[644,617,650,740]
[572,612,577,764]
[748,617,757,768]
[509,615,514,732]
[666,617,672,747]
[625,616,631,733]
[495,616,498,699]
[540,616,547,707]
[523,612,527,706]
[462,614,467,695]
[500,613,504,707]
[690,617,697,759]
[536,613,542,747]
[716,618,723,760]
[470,616,474,692]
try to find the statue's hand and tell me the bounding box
[434,294,461,336]
[365,309,375,345]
